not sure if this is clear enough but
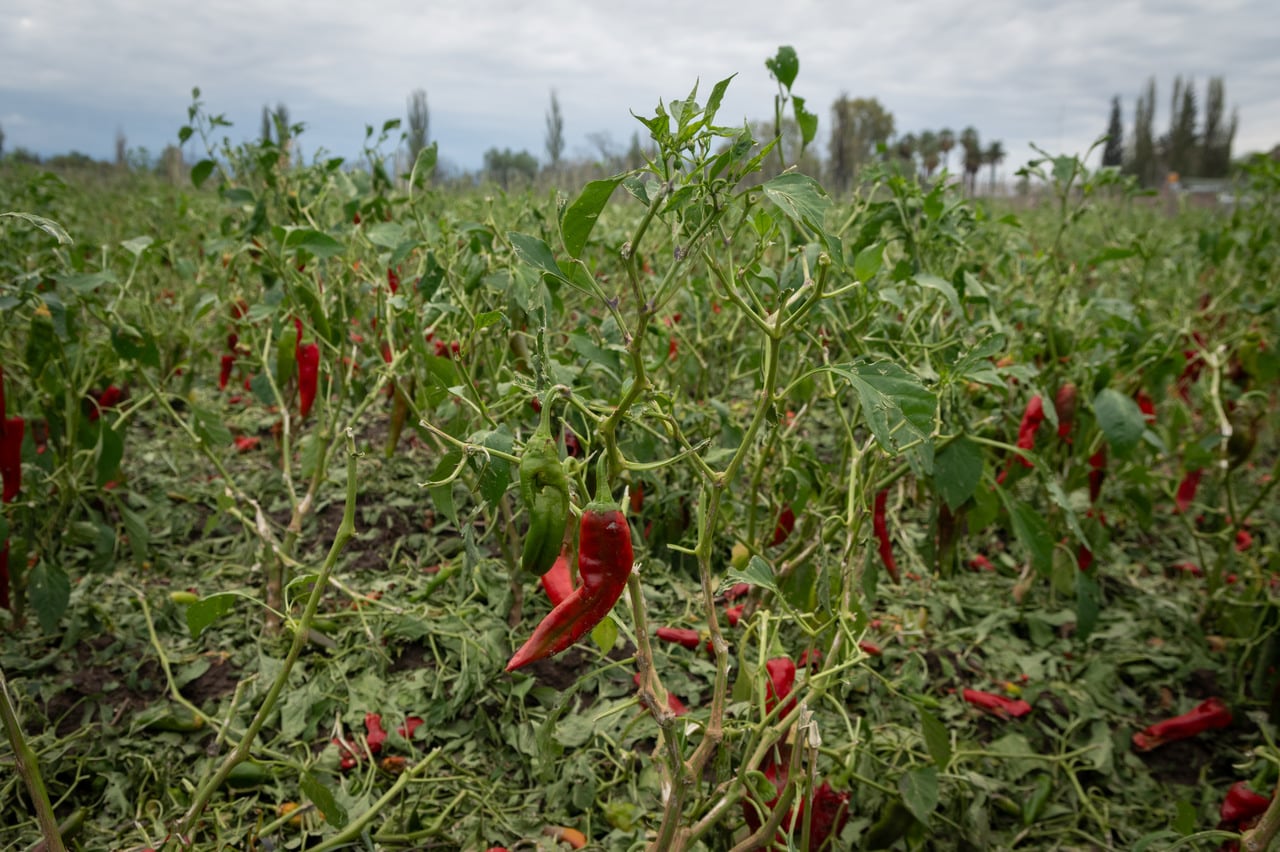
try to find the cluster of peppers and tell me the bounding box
[506,405,634,672]
[1,365,23,611]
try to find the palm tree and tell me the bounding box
[984,140,1005,194]
[918,130,940,178]
[959,127,981,194]
[896,132,917,177]
[937,128,955,173]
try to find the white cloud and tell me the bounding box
[1,0,1276,169]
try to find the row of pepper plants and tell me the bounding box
[3,49,1280,850]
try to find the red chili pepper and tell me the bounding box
[656,627,702,650]
[365,713,387,754]
[723,582,751,601]
[771,506,796,547]
[872,489,900,582]
[219,354,235,390]
[962,688,1032,719]
[725,604,746,627]
[0,364,7,425]
[506,497,634,671]
[397,716,424,739]
[1077,544,1094,572]
[1174,469,1202,514]
[1055,383,1077,440]
[1135,389,1156,423]
[387,267,400,294]
[1,416,24,503]
[668,337,678,360]
[1088,448,1107,504]
[630,481,644,514]
[1236,528,1254,552]
[764,657,797,717]
[227,331,239,352]
[1132,696,1232,751]
[540,547,576,608]
[1014,395,1045,464]
[969,555,995,572]
[741,761,851,850]
[234,436,260,453]
[858,641,883,657]
[1220,781,1271,826]
[87,385,124,422]
[297,342,320,418]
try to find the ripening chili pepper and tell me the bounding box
[1131,696,1232,751]
[364,713,387,754]
[1088,447,1107,504]
[1174,468,1202,514]
[741,760,851,851]
[1055,383,1077,440]
[541,827,587,850]
[873,489,900,583]
[540,546,575,607]
[764,657,797,717]
[1135,390,1156,424]
[219,354,234,390]
[1,416,24,503]
[771,506,796,547]
[297,342,320,418]
[506,490,634,671]
[519,402,571,576]
[962,688,1032,719]
[1220,781,1271,827]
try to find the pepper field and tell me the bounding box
[2,71,1280,851]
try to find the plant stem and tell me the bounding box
[0,668,65,852]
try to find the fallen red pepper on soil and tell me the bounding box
[1132,696,1232,752]
[962,688,1032,719]
[655,626,702,650]
[1219,781,1271,827]
[364,713,387,754]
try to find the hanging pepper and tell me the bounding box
[1135,390,1157,424]
[1055,383,1077,440]
[1,416,23,504]
[296,342,320,418]
[540,546,575,607]
[741,759,851,850]
[219,354,235,390]
[997,395,1045,483]
[1088,448,1107,504]
[1132,696,1232,751]
[1174,468,1202,514]
[771,506,796,547]
[507,484,633,671]
[387,267,400,295]
[764,657,797,717]
[873,489,900,583]
[519,400,570,576]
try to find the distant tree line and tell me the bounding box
[1103,76,1238,186]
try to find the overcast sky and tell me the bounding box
[3,0,1278,179]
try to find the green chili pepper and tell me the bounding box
[519,398,570,576]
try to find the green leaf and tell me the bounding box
[470,428,514,512]
[509,231,583,293]
[934,437,982,511]
[301,770,349,829]
[61,272,117,294]
[829,359,936,474]
[280,228,345,259]
[365,222,406,248]
[1173,799,1197,835]
[723,555,780,598]
[186,593,237,640]
[561,176,623,259]
[914,274,961,315]
[121,235,154,257]
[899,765,939,824]
[0,211,73,244]
[703,74,736,127]
[761,173,830,236]
[110,326,161,369]
[411,142,438,183]
[792,95,818,146]
[1094,388,1145,457]
[917,707,952,770]
[29,562,71,633]
[591,615,618,655]
[765,45,799,90]
[192,405,234,450]
[118,504,150,564]
[96,423,124,486]
[191,159,216,189]
[1003,494,1054,575]
[853,242,883,281]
